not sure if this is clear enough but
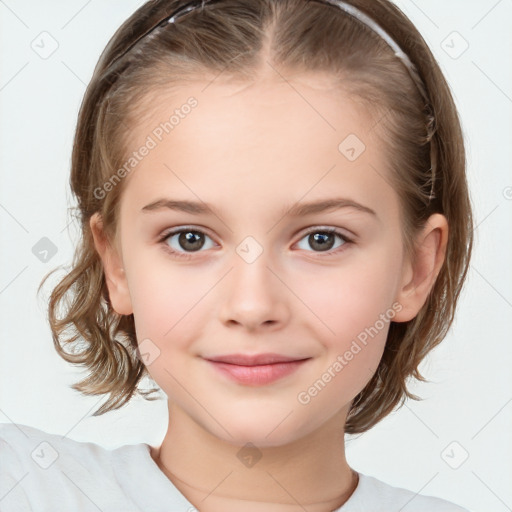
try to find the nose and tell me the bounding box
[217,248,290,332]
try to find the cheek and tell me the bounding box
[291,249,401,399]
[125,256,212,389]
[123,243,231,382]
[127,253,211,342]
[293,248,401,344]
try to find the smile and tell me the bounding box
[205,358,311,386]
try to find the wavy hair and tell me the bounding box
[38,0,473,434]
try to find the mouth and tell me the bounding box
[204,353,312,386]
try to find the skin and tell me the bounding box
[90,71,448,512]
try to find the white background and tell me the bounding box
[1,1,511,511]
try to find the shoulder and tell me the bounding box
[0,421,117,476]
[340,472,471,512]
[0,421,113,461]
[0,422,144,511]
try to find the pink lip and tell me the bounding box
[206,353,307,366]
[204,353,311,386]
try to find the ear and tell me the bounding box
[393,213,448,322]
[89,212,133,316]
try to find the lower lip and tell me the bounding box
[206,359,310,386]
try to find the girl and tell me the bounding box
[0,0,473,510]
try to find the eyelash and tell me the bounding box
[157,226,354,260]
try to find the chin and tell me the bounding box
[205,413,314,450]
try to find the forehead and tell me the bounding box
[119,74,395,221]
[126,71,378,155]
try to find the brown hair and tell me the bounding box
[38,0,473,434]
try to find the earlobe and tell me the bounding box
[393,213,448,323]
[89,213,133,316]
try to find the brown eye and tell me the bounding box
[176,231,205,252]
[161,228,215,256]
[308,232,336,251]
[296,228,351,255]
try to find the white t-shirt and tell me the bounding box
[0,422,470,512]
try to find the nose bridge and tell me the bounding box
[217,233,289,330]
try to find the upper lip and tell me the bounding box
[205,353,310,366]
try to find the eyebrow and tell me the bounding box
[141,197,377,217]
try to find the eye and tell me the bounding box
[158,227,216,259]
[295,227,352,256]
[158,226,353,260]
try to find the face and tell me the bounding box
[95,73,428,448]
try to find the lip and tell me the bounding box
[205,353,308,366]
[204,353,311,386]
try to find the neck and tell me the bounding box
[151,401,358,512]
